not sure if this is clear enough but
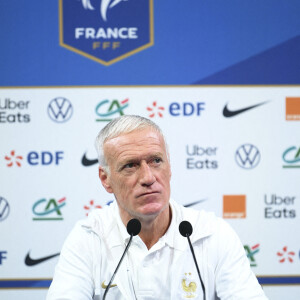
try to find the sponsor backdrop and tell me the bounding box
[1,1,300,299]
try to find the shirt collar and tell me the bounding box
[114,201,176,250]
[170,199,216,251]
[114,199,182,250]
[115,203,132,244]
[94,199,215,251]
[159,200,176,248]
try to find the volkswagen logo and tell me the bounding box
[47,97,73,123]
[235,144,260,169]
[0,197,10,222]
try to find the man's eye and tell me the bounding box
[153,158,162,164]
[124,163,135,169]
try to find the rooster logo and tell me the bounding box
[181,272,197,298]
[81,0,128,21]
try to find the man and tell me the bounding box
[47,115,267,299]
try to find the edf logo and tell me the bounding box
[28,151,64,166]
[169,102,205,116]
[0,251,7,264]
[146,101,206,118]
[4,150,64,167]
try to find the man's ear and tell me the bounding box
[99,167,113,193]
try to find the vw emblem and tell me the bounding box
[0,197,10,222]
[235,144,260,169]
[47,97,73,123]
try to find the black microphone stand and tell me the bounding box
[103,218,141,300]
[180,220,206,300]
[185,233,206,300]
[103,234,134,300]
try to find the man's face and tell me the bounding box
[99,128,171,222]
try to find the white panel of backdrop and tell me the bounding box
[0,86,299,299]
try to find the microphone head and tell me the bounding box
[127,219,141,236]
[179,221,193,237]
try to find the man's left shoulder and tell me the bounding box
[171,200,219,239]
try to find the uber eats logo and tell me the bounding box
[264,194,297,219]
[0,98,30,123]
[186,145,218,170]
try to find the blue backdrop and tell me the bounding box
[1,0,300,86]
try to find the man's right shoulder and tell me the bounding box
[77,202,117,238]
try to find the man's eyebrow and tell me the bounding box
[116,158,138,170]
[117,153,164,168]
[122,158,138,165]
[149,153,165,160]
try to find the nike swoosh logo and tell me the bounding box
[101,281,117,289]
[82,152,98,166]
[184,199,207,208]
[223,101,268,118]
[25,251,60,266]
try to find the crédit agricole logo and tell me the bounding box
[59,0,154,66]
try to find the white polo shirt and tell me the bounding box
[47,199,268,300]
[116,202,182,299]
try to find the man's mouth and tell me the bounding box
[137,191,160,198]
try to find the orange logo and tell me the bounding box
[286,97,300,121]
[223,195,246,218]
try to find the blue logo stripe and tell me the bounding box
[1,276,300,288]
[0,279,52,288]
[257,276,300,285]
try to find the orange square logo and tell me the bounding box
[286,97,300,121]
[223,195,246,218]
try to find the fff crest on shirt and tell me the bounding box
[181,272,198,298]
[59,0,154,66]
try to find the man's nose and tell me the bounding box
[139,161,156,186]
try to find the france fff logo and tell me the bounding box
[59,0,154,66]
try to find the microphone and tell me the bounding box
[179,221,206,300]
[126,218,141,236]
[103,218,141,300]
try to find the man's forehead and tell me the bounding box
[103,129,167,159]
[104,128,164,146]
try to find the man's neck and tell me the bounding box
[120,205,172,250]
[138,205,172,250]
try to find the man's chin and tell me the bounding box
[139,203,168,218]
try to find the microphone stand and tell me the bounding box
[103,233,134,300]
[103,218,141,300]
[180,221,206,300]
[185,233,206,300]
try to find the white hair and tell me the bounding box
[95,115,168,173]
